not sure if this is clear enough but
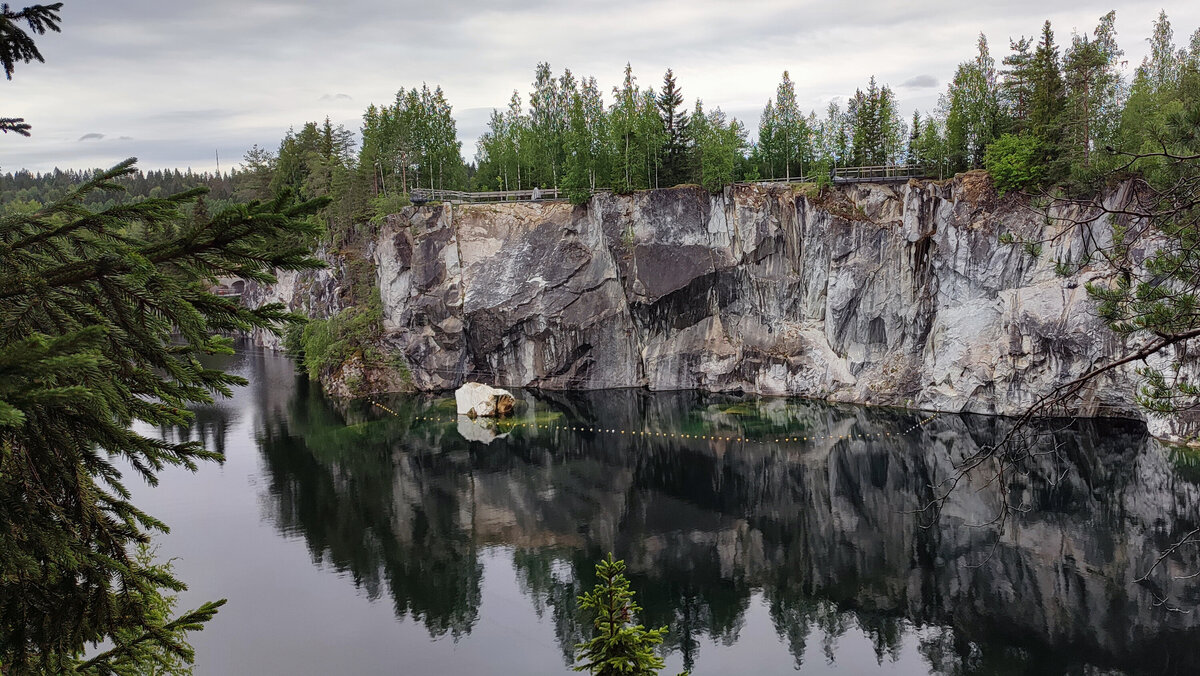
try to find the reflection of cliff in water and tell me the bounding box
[254,381,1200,674]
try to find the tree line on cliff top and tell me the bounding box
[5,8,1199,221]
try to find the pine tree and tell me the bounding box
[1002,37,1035,132]
[0,159,328,671]
[0,2,60,80]
[1063,31,1108,169]
[656,69,690,187]
[1029,21,1066,139]
[574,554,682,676]
[236,144,277,202]
[907,109,922,163]
[757,99,778,178]
[773,71,802,179]
[1029,20,1068,180]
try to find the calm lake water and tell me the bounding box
[130,346,1200,675]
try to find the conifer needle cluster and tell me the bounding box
[0,158,327,672]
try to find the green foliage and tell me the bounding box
[564,89,596,205]
[1028,21,1066,149]
[73,545,221,675]
[810,158,833,188]
[752,73,905,181]
[1079,99,1200,416]
[297,272,386,381]
[984,133,1044,194]
[620,225,636,250]
[757,71,813,179]
[847,75,906,167]
[944,34,1005,171]
[574,554,682,676]
[656,69,690,187]
[361,85,466,195]
[609,63,667,191]
[692,102,747,193]
[0,159,326,671]
[911,114,949,178]
[0,3,60,81]
[369,191,411,223]
[2,166,243,216]
[1060,12,1123,180]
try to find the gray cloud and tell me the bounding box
[149,109,241,123]
[78,133,104,141]
[5,1,1199,171]
[900,74,939,88]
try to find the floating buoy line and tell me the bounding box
[367,399,940,446]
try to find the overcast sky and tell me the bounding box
[4,1,1199,174]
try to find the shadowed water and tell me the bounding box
[133,345,1200,675]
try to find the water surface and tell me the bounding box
[132,346,1200,674]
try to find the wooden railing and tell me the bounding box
[745,175,821,185]
[411,187,566,204]
[740,165,929,187]
[832,165,927,182]
[407,166,930,204]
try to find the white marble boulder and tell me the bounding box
[455,382,516,418]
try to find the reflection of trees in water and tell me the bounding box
[158,404,235,456]
[257,378,482,638]
[253,377,1200,674]
[512,549,590,664]
[155,340,278,456]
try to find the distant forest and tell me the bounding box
[1,166,239,213]
[3,10,1198,225]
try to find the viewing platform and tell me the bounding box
[747,164,930,186]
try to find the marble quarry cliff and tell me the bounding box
[246,174,1196,440]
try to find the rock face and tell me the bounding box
[248,176,1198,440]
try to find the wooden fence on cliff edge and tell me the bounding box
[408,165,931,205]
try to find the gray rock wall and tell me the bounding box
[251,176,1195,439]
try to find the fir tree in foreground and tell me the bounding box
[0,158,327,672]
[574,554,686,676]
[1,2,62,136]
